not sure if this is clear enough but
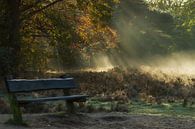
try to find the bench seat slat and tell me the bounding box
[7,78,77,93]
[17,95,88,104]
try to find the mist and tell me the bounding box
[91,0,195,76]
[146,52,195,76]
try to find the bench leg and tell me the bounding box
[8,94,23,125]
[63,90,75,113]
[66,100,75,113]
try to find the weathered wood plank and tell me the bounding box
[6,78,77,93]
[17,95,88,104]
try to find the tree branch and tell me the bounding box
[21,0,45,12]
[26,0,63,18]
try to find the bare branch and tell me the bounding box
[21,0,45,12]
[26,0,63,18]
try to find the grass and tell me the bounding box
[87,100,117,111]
[86,100,195,119]
[128,101,195,118]
[1,92,194,119]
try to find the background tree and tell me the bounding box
[0,0,65,75]
[0,0,194,75]
[0,0,119,75]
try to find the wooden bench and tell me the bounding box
[5,77,88,124]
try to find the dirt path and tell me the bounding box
[0,113,195,129]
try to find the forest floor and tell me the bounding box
[0,112,195,129]
[0,68,195,129]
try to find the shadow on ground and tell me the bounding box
[0,112,195,129]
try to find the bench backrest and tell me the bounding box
[5,78,77,93]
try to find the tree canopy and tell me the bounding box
[0,0,194,75]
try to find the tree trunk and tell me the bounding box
[6,0,21,76]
